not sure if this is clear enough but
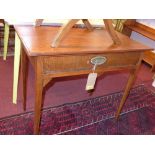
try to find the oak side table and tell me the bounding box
[14,25,152,134]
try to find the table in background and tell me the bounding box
[122,19,155,71]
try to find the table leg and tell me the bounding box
[116,57,142,119]
[116,58,143,119]
[115,69,136,119]
[21,47,28,111]
[34,58,43,134]
[13,33,21,104]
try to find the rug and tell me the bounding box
[0,85,155,135]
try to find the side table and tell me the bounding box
[15,25,152,134]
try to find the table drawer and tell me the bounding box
[43,52,141,74]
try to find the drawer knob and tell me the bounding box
[91,56,107,65]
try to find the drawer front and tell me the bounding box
[43,52,141,74]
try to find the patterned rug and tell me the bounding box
[0,85,155,135]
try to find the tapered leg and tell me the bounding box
[116,57,143,119]
[34,58,43,135]
[3,22,10,60]
[13,33,21,104]
[21,47,28,111]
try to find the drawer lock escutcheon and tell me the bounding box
[91,56,107,66]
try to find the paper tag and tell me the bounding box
[85,73,97,91]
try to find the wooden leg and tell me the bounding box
[82,19,93,31]
[3,23,10,60]
[21,47,28,111]
[117,65,144,121]
[115,69,136,119]
[51,19,79,47]
[34,58,43,135]
[116,56,142,119]
[103,19,121,45]
[13,33,21,104]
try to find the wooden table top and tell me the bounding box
[14,25,152,56]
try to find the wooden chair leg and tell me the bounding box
[12,33,21,104]
[50,19,122,47]
[51,19,95,47]
[82,19,93,31]
[3,22,10,60]
[114,19,121,31]
[103,19,121,45]
[51,19,79,47]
